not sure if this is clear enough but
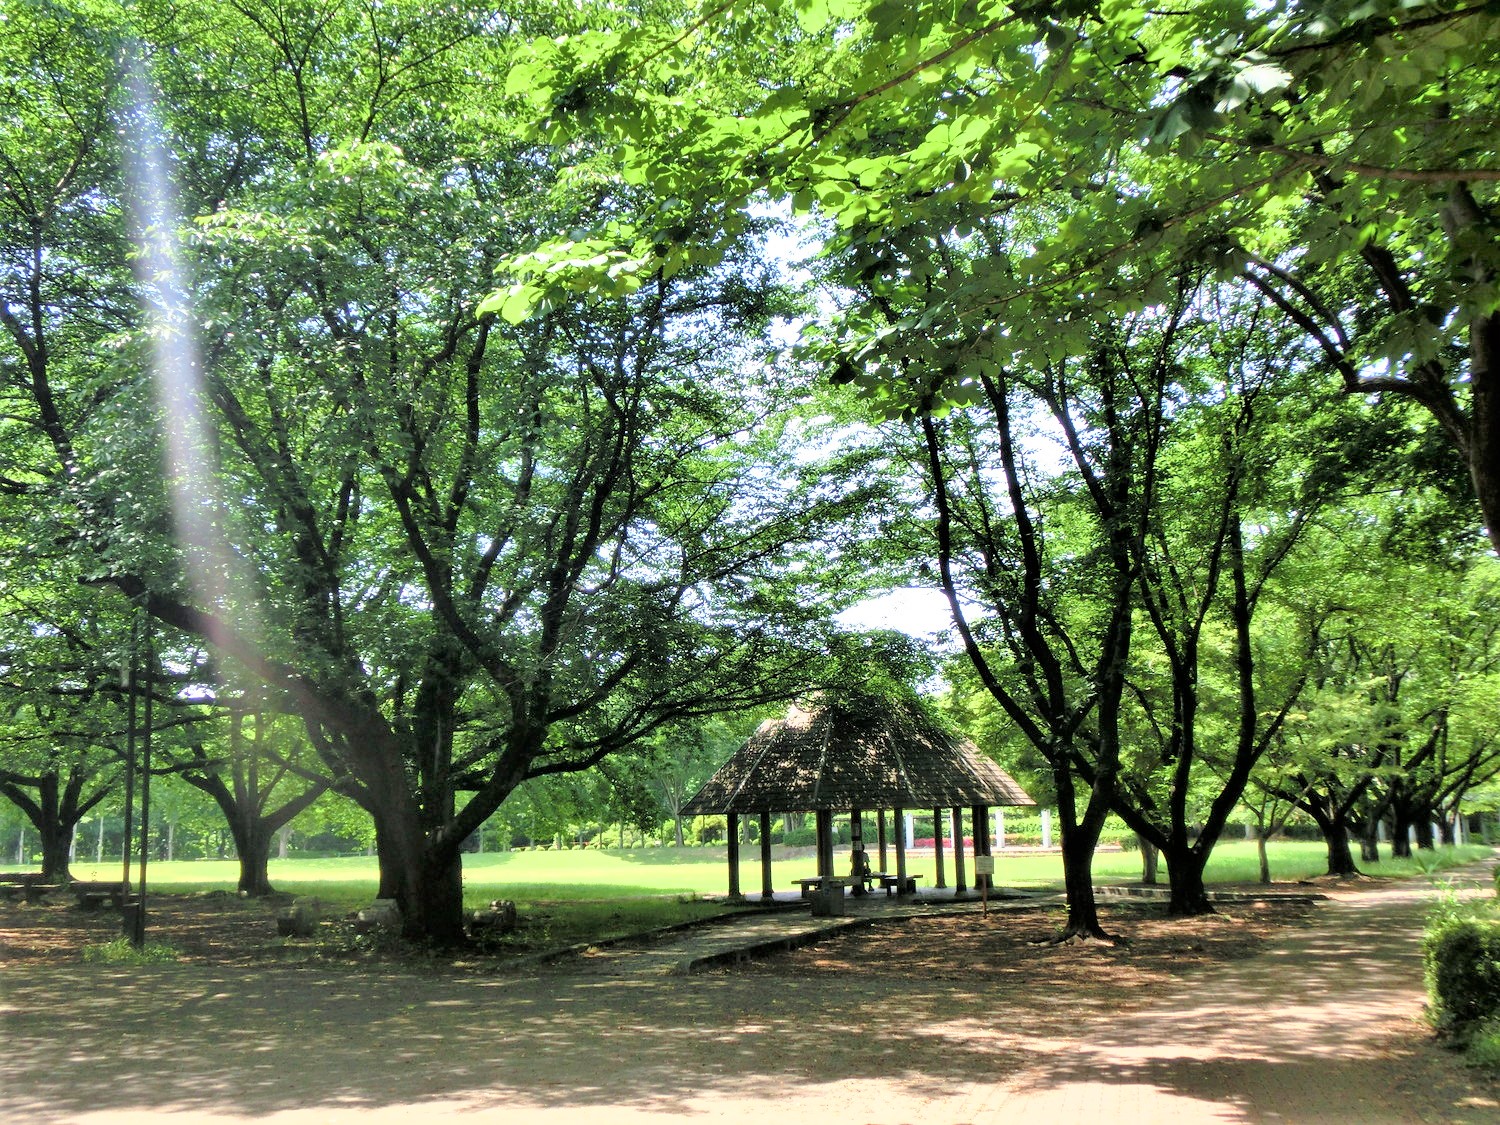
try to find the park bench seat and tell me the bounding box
[875,873,922,896]
[0,882,61,903]
[794,875,872,898]
[70,883,135,911]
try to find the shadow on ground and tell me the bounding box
[2,870,1496,1123]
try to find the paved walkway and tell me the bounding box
[557,888,1039,975]
[2,866,1497,1123]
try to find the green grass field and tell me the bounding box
[51,838,1494,907]
[18,840,1492,952]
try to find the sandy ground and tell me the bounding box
[2,869,1498,1123]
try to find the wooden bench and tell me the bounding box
[875,873,922,896]
[793,875,874,899]
[0,881,61,903]
[71,883,135,911]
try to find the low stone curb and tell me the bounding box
[673,916,875,974]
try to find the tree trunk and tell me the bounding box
[1054,768,1117,942]
[1321,813,1361,876]
[38,820,74,884]
[673,814,685,848]
[1414,817,1436,850]
[1160,842,1214,915]
[1460,235,1500,557]
[367,787,469,946]
[1390,809,1413,858]
[1358,817,1381,863]
[414,842,467,947]
[1256,831,1271,885]
[1059,829,1108,938]
[232,821,276,897]
[1137,833,1159,884]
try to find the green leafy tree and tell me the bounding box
[1,0,878,942]
[164,689,331,894]
[497,1,1499,557]
[1102,290,1326,914]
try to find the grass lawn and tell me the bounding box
[50,838,1493,905]
[18,839,1494,953]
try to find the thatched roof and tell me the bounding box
[683,695,1034,815]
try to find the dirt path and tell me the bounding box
[2,869,1497,1123]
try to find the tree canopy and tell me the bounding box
[1,0,1496,947]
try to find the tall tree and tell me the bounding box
[911,327,1148,943]
[1103,291,1323,914]
[1,0,877,942]
[167,690,331,896]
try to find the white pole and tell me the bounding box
[995,808,1006,849]
[1041,809,1053,849]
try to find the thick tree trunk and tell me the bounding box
[1415,818,1436,850]
[1161,844,1214,915]
[1054,769,1117,943]
[1390,810,1413,858]
[1256,831,1272,885]
[415,844,467,947]
[38,820,74,884]
[368,788,469,946]
[1059,829,1108,938]
[1465,268,1499,557]
[231,820,275,897]
[19,775,80,883]
[1321,814,1361,876]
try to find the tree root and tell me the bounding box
[1028,927,1129,948]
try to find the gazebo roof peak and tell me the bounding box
[683,693,1033,815]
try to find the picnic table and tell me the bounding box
[69,882,136,910]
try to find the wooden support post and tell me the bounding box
[894,805,908,894]
[933,806,947,889]
[850,807,865,893]
[877,810,888,871]
[952,806,967,893]
[971,805,990,893]
[727,813,742,900]
[816,808,834,879]
[759,811,774,901]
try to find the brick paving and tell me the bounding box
[2,866,1497,1124]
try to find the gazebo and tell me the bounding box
[683,694,1034,902]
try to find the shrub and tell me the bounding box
[82,938,179,965]
[1423,915,1500,1039]
[1469,1019,1500,1071]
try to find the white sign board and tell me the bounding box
[974,855,995,876]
